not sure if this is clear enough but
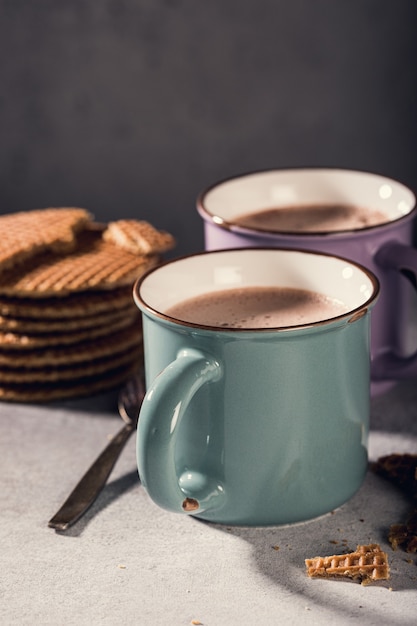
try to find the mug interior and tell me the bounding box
[136,248,378,327]
[198,169,416,231]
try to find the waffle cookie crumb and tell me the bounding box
[305,544,390,585]
[372,454,417,553]
[372,453,417,498]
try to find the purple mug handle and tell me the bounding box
[373,241,417,379]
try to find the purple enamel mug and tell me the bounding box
[197,168,417,395]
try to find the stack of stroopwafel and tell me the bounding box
[0,209,175,402]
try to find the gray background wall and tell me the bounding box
[0,0,416,256]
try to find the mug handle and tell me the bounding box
[137,348,225,515]
[373,241,417,379]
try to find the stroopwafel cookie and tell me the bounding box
[0,305,137,334]
[0,207,92,272]
[0,311,140,349]
[0,228,159,297]
[0,363,141,402]
[0,343,143,383]
[0,324,142,368]
[0,287,136,319]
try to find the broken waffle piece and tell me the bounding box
[103,220,175,255]
[372,453,417,552]
[372,454,417,499]
[305,544,390,585]
[387,508,417,553]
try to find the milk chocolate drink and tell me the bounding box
[135,247,379,524]
[197,169,417,396]
[165,286,348,328]
[235,204,388,233]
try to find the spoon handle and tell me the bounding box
[48,423,135,531]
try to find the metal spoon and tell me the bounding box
[48,373,145,531]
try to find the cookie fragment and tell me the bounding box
[388,511,417,553]
[372,453,417,552]
[103,220,175,255]
[372,453,417,498]
[305,544,390,585]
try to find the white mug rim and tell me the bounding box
[134,247,380,333]
[197,167,417,237]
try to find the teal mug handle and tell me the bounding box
[137,348,225,515]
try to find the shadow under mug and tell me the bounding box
[134,248,379,526]
[197,168,417,395]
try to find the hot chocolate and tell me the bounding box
[165,286,348,328]
[234,203,388,233]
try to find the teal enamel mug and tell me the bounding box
[134,248,379,526]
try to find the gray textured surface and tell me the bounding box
[1,3,417,623]
[1,378,417,625]
[0,1,416,255]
